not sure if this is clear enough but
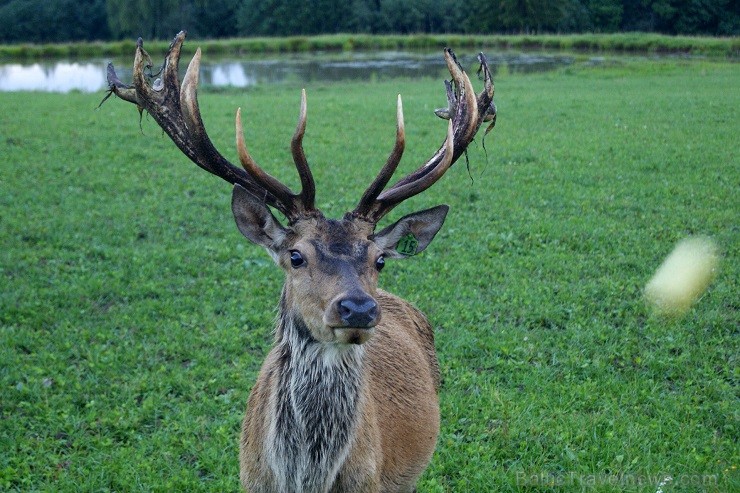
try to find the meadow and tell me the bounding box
[1,54,738,492]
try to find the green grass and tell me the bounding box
[0,33,738,60]
[1,57,738,492]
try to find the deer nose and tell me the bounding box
[337,296,378,328]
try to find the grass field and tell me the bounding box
[1,55,738,492]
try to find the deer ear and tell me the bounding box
[372,205,449,259]
[231,184,287,256]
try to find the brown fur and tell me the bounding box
[239,290,439,492]
[231,196,449,492]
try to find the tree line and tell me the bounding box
[0,0,737,44]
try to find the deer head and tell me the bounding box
[106,31,495,346]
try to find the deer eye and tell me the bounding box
[289,250,305,268]
[375,255,385,272]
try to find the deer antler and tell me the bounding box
[106,33,495,225]
[105,31,319,222]
[351,49,496,224]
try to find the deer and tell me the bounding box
[106,31,495,493]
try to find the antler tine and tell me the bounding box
[236,107,296,205]
[291,89,317,210]
[105,31,313,221]
[477,52,497,133]
[375,118,454,207]
[352,94,406,219]
[352,48,495,224]
[235,90,321,221]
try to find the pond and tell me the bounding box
[0,51,581,93]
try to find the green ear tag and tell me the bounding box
[396,234,419,256]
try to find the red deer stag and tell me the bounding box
[106,31,495,493]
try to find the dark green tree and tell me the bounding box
[346,0,379,33]
[0,0,109,42]
[587,0,623,31]
[0,0,737,42]
[106,0,200,40]
[462,0,503,33]
[558,0,592,32]
[377,0,425,33]
[621,0,738,34]
[663,0,737,35]
[495,0,565,32]
[237,0,353,36]
[190,0,240,38]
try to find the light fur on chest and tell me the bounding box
[265,320,365,492]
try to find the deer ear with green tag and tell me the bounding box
[371,205,449,259]
[396,234,420,256]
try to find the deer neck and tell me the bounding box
[266,294,366,492]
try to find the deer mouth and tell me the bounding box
[332,327,376,345]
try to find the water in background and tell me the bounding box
[0,51,579,93]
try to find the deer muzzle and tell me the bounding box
[327,292,380,344]
[338,296,379,327]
